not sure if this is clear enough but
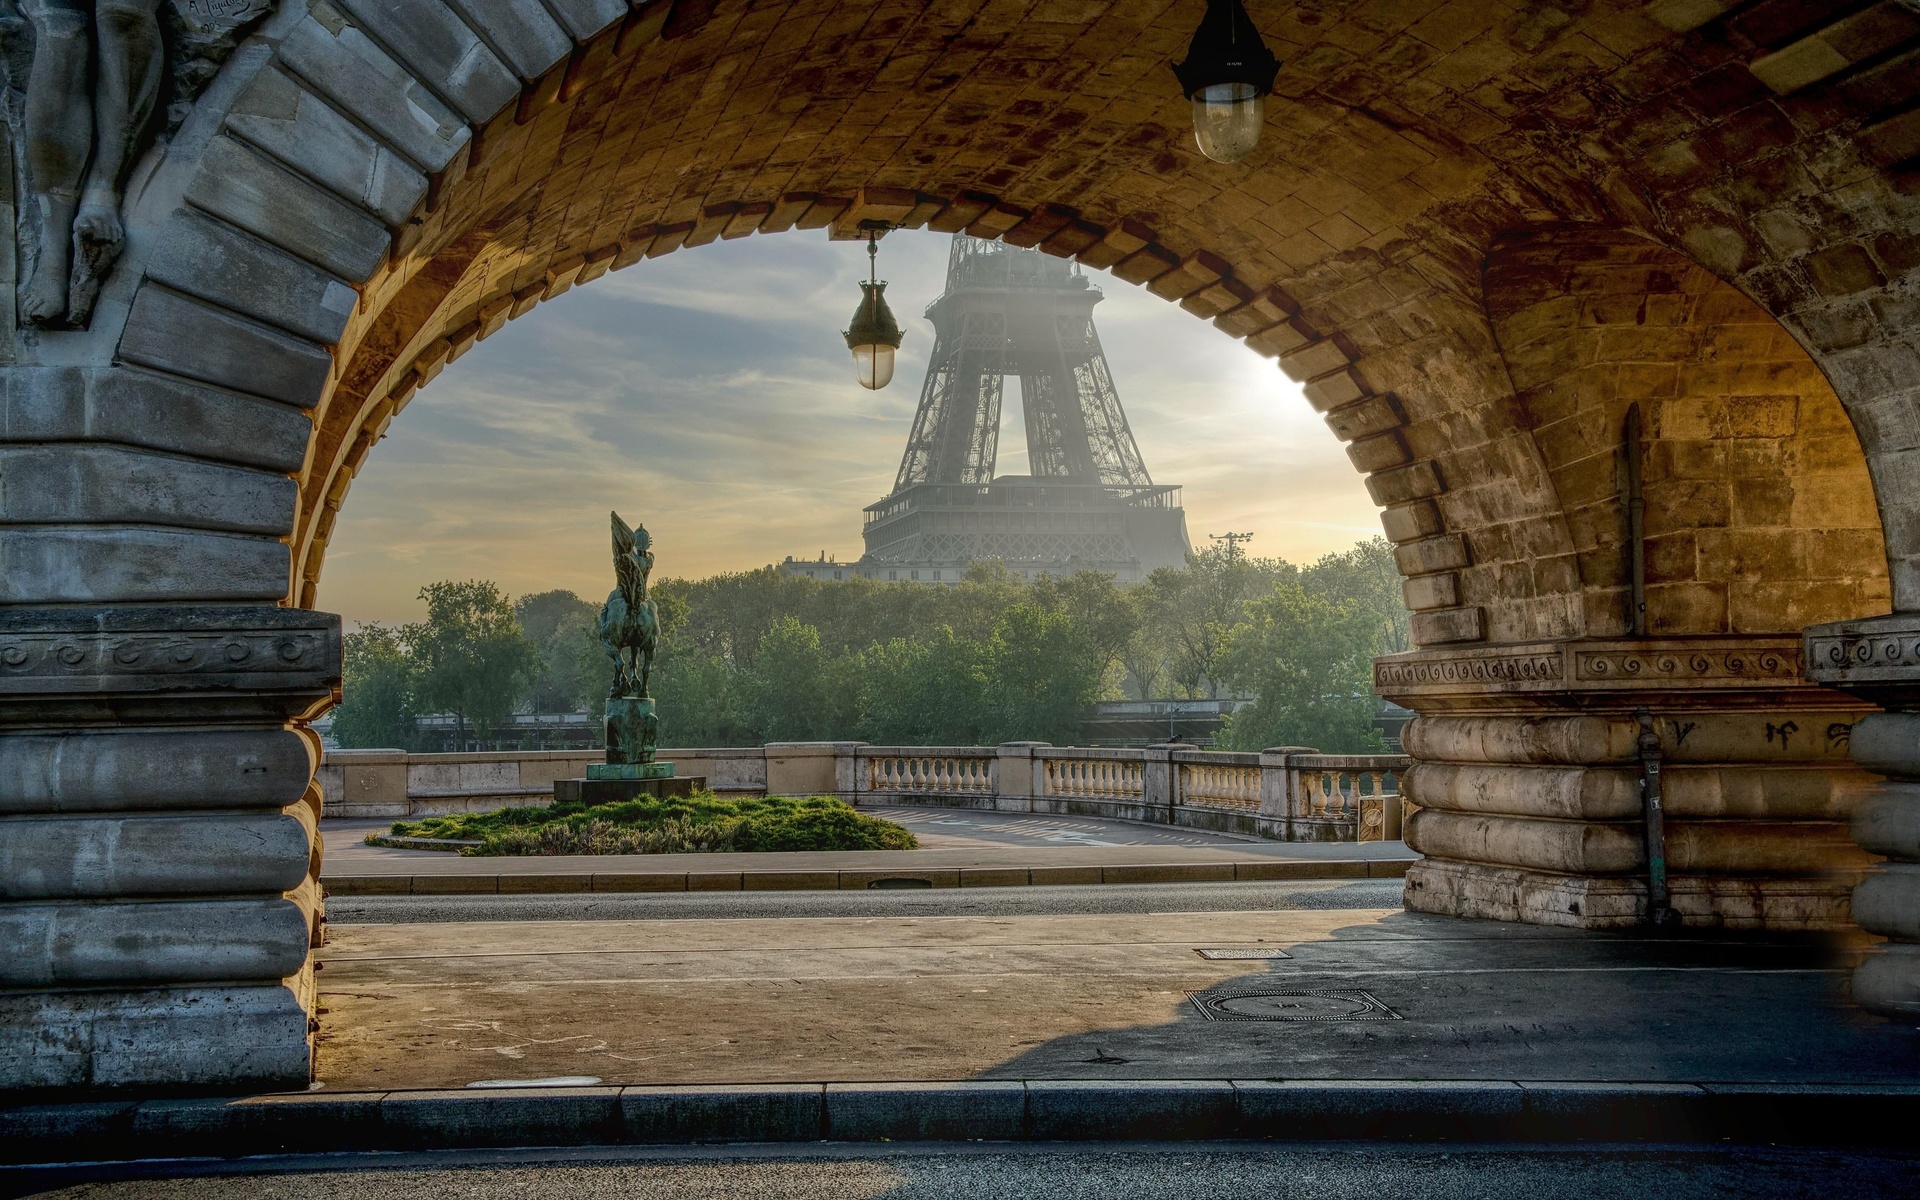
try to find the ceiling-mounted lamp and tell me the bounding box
[844,221,905,390]
[1172,0,1279,164]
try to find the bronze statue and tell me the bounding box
[598,510,659,700]
[595,511,663,770]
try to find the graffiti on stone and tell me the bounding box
[0,0,271,332]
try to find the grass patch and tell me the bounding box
[377,791,917,856]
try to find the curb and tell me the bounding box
[5,1079,1917,1165]
[322,858,1414,896]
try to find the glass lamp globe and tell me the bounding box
[1192,81,1265,164]
[844,277,903,391]
[852,341,896,391]
[1172,0,1279,166]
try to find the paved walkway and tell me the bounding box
[320,810,1414,895]
[313,884,1914,1093]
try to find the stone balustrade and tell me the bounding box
[319,741,1411,843]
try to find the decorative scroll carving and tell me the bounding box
[0,0,272,331]
[1804,615,1920,708]
[1574,648,1801,682]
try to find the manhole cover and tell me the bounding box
[1188,988,1400,1022]
[1194,947,1292,960]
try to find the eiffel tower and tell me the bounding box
[784,236,1191,585]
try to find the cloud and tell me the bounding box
[320,230,1385,623]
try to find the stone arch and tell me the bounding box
[16,0,1908,630]
[7,0,1920,1089]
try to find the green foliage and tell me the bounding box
[405,580,540,744]
[981,603,1103,744]
[1130,546,1295,698]
[514,590,598,712]
[1215,580,1389,754]
[386,791,915,856]
[331,624,418,749]
[857,630,986,745]
[743,617,861,741]
[337,538,1410,756]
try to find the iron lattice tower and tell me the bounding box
[893,236,1153,491]
[794,235,1191,586]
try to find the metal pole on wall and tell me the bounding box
[1624,403,1648,638]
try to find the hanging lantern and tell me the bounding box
[1171,0,1279,164]
[844,229,905,390]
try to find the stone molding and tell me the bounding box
[1803,613,1920,708]
[1374,636,1856,712]
[0,606,340,726]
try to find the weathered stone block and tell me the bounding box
[0,730,313,814]
[0,982,313,1090]
[1401,571,1460,611]
[0,529,290,605]
[0,444,295,536]
[224,67,429,227]
[442,0,571,79]
[185,137,390,283]
[543,0,628,41]
[332,0,518,123]
[119,286,332,408]
[1409,606,1486,645]
[275,10,471,172]
[9,368,315,474]
[0,810,312,899]
[0,899,311,986]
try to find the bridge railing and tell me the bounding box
[320,741,1411,841]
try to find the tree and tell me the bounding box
[514,589,597,712]
[1031,570,1138,696]
[1215,581,1385,753]
[1137,546,1293,697]
[1302,537,1410,656]
[404,580,538,747]
[982,603,1102,744]
[742,617,860,742]
[858,629,987,746]
[331,624,417,749]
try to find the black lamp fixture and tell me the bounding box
[844,221,905,390]
[1172,0,1279,164]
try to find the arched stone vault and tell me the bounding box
[5,0,1920,1089]
[104,0,1920,643]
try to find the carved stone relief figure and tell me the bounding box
[0,0,270,333]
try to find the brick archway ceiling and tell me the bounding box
[297,0,1920,642]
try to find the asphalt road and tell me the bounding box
[323,878,1411,924]
[10,1142,1915,1199]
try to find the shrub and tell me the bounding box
[379,790,915,857]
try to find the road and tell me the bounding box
[10,1141,1915,1199]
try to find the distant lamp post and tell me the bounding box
[845,224,904,390]
[1172,0,1279,164]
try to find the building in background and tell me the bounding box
[783,236,1190,585]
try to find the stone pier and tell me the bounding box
[1380,637,1880,930]
[0,607,338,1089]
[1806,614,1920,1019]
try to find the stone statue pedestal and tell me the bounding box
[553,774,703,807]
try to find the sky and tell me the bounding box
[319,229,1384,625]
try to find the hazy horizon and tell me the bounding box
[319,229,1384,626]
